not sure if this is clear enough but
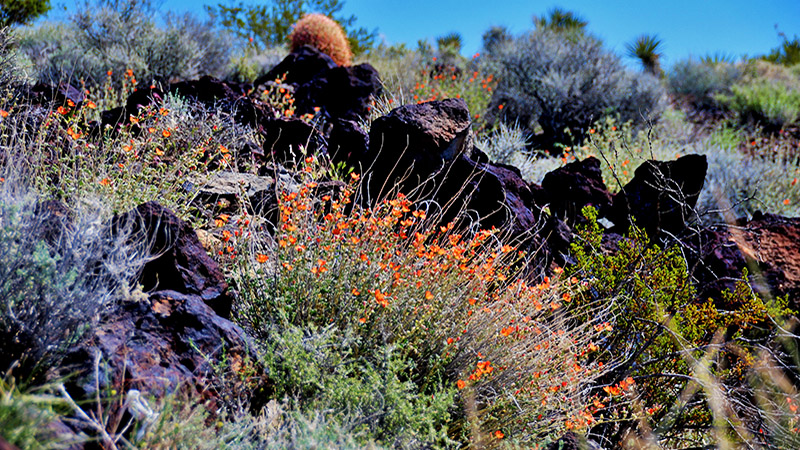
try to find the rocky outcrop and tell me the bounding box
[255,45,338,87]
[62,289,259,398]
[57,202,263,420]
[609,154,708,238]
[293,63,381,122]
[113,202,233,319]
[542,156,612,224]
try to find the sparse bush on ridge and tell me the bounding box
[717,79,800,130]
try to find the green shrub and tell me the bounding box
[225,45,288,84]
[568,206,791,448]
[289,13,352,66]
[0,0,50,27]
[16,0,232,88]
[486,28,666,150]
[717,80,800,129]
[0,377,69,449]
[761,32,800,67]
[667,58,742,109]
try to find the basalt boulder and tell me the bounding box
[255,45,338,88]
[59,289,262,408]
[366,98,473,199]
[293,63,381,122]
[112,202,233,319]
[365,98,544,241]
[542,156,613,224]
[690,212,800,306]
[609,154,707,238]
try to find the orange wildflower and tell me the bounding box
[255,254,268,263]
[457,379,466,389]
[374,289,389,308]
[494,430,504,439]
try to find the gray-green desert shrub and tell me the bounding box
[16,0,232,88]
[0,187,148,375]
[667,58,743,109]
[487,28,666,150]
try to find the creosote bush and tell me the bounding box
[289,13,352,66]
[568,206,792,448]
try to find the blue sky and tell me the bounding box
[47,0,800,68]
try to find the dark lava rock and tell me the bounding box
[170,75,239,105]
[542,156,613,224]
[60,289,261,402]
[327,118,370,168]
[366,98,473,199]
[125,86,164,117]
[609,154,707,238]
[30,82,85,108]
[113,202,233,318]
[259,115,324,163]
[364,98,546,249]
[255,45,338,88]
[294,63,381,122]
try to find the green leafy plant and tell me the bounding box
[717,80,800,129]
[533,7,588,35]
[762,31,800,67]
[568,206,792,448]
[0,0,50,27]
[0,376,69,449]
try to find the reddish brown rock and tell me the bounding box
[689,212,800,306]
[113,202,233,318]
[60,290,261,403]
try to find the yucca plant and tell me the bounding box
[626,33,664,77]
[533,7,588,34]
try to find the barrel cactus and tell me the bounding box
[289,13,352,66]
